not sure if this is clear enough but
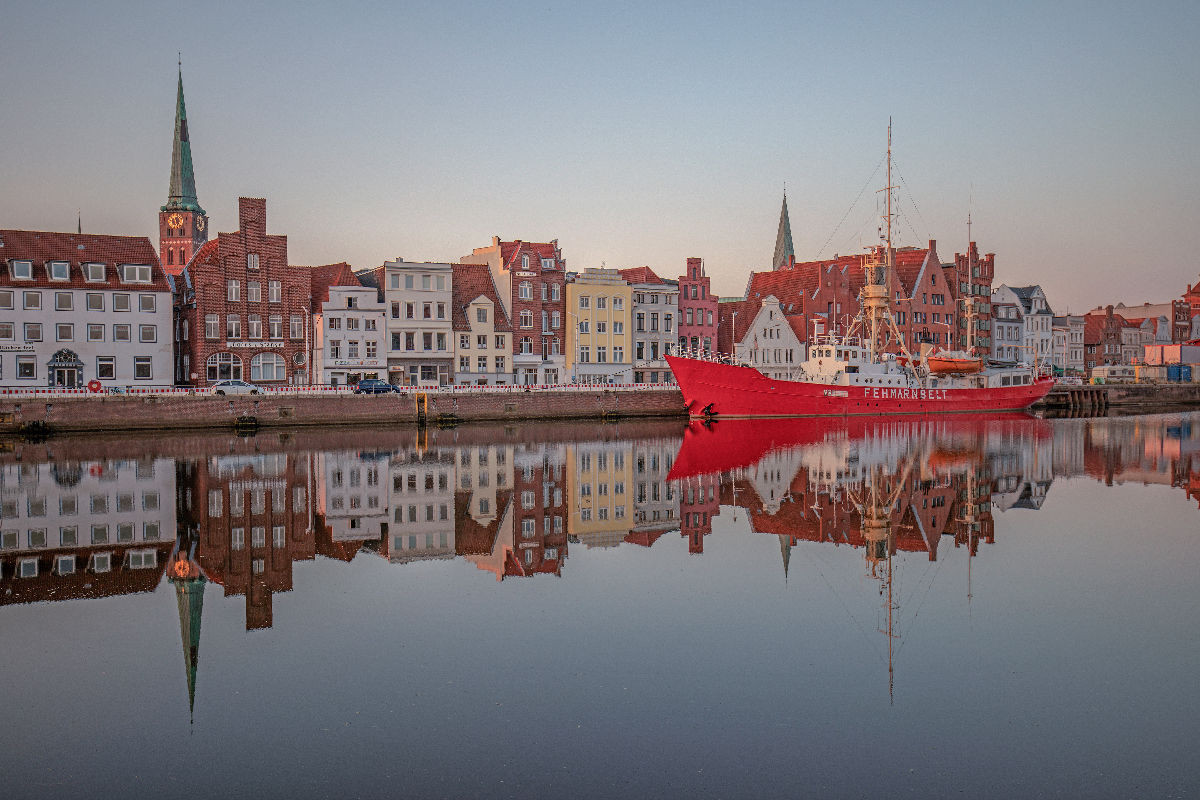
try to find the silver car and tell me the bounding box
[210,379,262,396]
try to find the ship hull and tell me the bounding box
[666,355,1054,418]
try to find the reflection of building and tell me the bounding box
[677,471,718,554]
[316,450,389,546]
[567,441,632,548]
[381,447,455,563]
[177,452,313,630]
[0,458,176,601]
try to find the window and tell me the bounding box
[290,315,304,339]
[87,324,104,342]
[552,284,561,301]
[495,356,505,372]
[121,264,152,283]
[11,260,33,280]
[53,322,73,341]
[519,281,533,300]
[82,262,104,281]
[134,357,152,379]
[0,290,11,310]
[520,310,534,328]
[613,346,624,363]
[614,297,624,310]
[246,253,260,270]
[24,322,42,341]
[269,315,283,339]
[0,323,11,340]
[227,315,241,339]
[247,281,261,302]
[54,292,73,311]
[579,295,590,309]
[113,293,130,312]
[579,347,590,363]
[94,356,115,379]
[247,314,263,339]
[251,352,286,381]
[227,280,240,302]
[17,356,35,379]
[478,356,488,372]
[269,280,281,302]
[206,352,242,381]
[23,291,41,310]
[139,324,156,343]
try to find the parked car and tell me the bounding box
[353,379,398,394]
[211,379,261,396]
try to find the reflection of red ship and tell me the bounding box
[667,413,1050,482]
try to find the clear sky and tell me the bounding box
[2,0,1198,312]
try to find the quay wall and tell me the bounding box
[0,388,688,436]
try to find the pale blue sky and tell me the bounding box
[2,0,1198,311]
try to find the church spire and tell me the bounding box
[772,192,794,270]
[162,63,204,214]
[170,536,206,723]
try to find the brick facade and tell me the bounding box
[175,198,312,387]
[677,257,718,354]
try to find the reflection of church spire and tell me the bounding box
[778,534,791,582]
[170,535,206,723]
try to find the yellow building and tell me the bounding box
[566,441,634,548]
[565,268,633,384]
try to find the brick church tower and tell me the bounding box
[158,66,208,276]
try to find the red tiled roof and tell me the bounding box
[307,262,360,307]
[717,298,761,353]
[452,263,512,332]
[785,314,808,341]
[746,270,808,311]
[0,229,168,292]
[499,240,559,270]
[618,266,665,285]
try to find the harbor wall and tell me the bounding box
[0,388,687,436]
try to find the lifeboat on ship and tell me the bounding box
[925,351,983,375]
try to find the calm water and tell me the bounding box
[1,413,1198,799]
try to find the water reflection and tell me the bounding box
[3,415,1198,619]
[2,415,1199,797]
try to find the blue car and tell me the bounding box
[353,379,398,395]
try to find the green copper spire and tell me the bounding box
[174,574,206,722]
[162,65,204,214]
[772,192,794,270]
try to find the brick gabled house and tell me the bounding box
[175,198,312,387]
[461,237,567,385]
[677,257,718,354]
[1083,306,1128,375]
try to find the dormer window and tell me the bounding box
[10,260,32,280]
[48,261,69,280]
[85,263,105,281]
[541,258,555,270]
[120,264,152,283]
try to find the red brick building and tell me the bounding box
[952,242,995,351]
[461,237,567,384]
[175,198,312,386]
[677,257,718,354]
[158,68,208,276]
[1083,306,1127,374]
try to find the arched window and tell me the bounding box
[207,353,242,381]
[167,249,174,266]
[251,352,286,382]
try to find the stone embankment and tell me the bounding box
[0,386,688,436]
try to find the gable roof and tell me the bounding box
[617,266,665,285]
[308,262,360,307]
[499,239,559,270]
[452,263,512,331]
[717,298,761,354]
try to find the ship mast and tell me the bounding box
[861,120,898,363]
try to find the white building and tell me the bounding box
[732,295,806,380]
[386,447,456,563]
[313,277,387,386]
[1051,315,1085,376]
[991,284,1054,368]
[316,450,389,542]
[620,267,678,385]
[0,230,174,389]
[377,259,454,386]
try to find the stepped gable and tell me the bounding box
[308,262,360,306]
[617,266,665,285]
[451,263,512,332]
[0,229,167,291]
